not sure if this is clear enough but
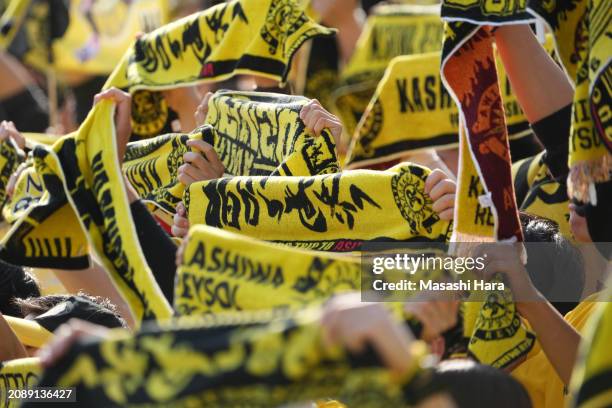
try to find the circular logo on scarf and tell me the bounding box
[391,166,437,234]
[472,292,520,341]
[260,0,307,56]
[131,90,169,140]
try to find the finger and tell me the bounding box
[187,140,224,175]
[427,178,456,201]
[431,193,455,215]
[303,106,326,129]
[177,171,197,187]
[176,202,186,216]
[181,163,217,182]
[171,225,189,238]
[312,117,329,137]
[424,169,448,195]
[299,100,319,120]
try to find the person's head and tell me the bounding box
[14,293,127,330]
[0,260,40,316]
[520,212,584,314]
[416,359,532,408]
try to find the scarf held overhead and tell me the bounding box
[204,91,339,176]
[185,163,451,252]
[175,225,361,316]
[1,102,172,325]
[331,4,443,138]
[346,49,542,169]
[26,311,428,407]
[528,0,611,204]
[104,0,334,140]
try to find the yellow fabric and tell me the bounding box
[122,127,211,224]
[186,162,452,252]
[4,315,53,348]
[0,0,31,50]
[175,225,360,315]
[38,0,167,75]
[22,133,60,149]
[511,296,599,408]
[571,292,612,408]
[0,139,22,211]
[32,310,427,407]
[511,152,572,238]
[0,357,41,408]
[528,0,611,203]
[346,48,539,169]
[204,90,340,176]
[2,102,173,325]
[104,0,334,140]
[332,4,443,138]
[0,159,90,269]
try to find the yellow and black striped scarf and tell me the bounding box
[25,310,430,407]
[185,163,452,252]
[104,0,335,140]
[528,0,611,205]
[203,91,339,176]
[331,4,443,139]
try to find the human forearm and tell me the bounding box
[494,25,573,123]
[518,298,581,385]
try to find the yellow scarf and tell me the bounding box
[0,138,22,211]
[104,0,334,140]
[2,0,168,75]
[0,0,31,50]
[175,225,361,316]
[512,153,572,238]
[528,0,611,204]
[346,49,541,169]
[0,357,41,408]
[122,127,212,225]
[204,90,340,176]
[332,4,443,138]
[571,293,612,408]
[1,102,172,325]
[440,3,536,369]
[28,310,429,407]
[3,315,53,348]
[185,163,452,252]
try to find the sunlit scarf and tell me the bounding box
[0,0,168,74]
[185,163,452,252]
[1,102,173,325]
[0,0,31,50]
[440,3,535,369]
[346,49,539,169]
[204,91,339,176]
[3,315,53,348]
[0,357,41,408]
[571,293,612,407]
[26,310,429,407]
[105,0,334,140]
[175,225,361,315]
[122,127,212,225]
[0,139,22,211]
[332,4,443,138]
[528,0,611,204]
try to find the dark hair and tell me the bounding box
[420,360,532,408]
[14,292,127,330]
[0,260,41,316]
[520,212,584,315]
